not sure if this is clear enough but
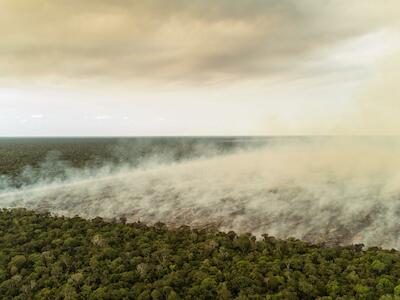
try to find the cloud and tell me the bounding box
[0,0,398,84]
[30,114,44,119]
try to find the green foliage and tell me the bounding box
[373,260,387,273]
[1,208,400,299]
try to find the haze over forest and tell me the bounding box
[4,2,400,298]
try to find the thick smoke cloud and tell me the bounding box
[2,138,400,249]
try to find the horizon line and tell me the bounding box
[1,134,400,139]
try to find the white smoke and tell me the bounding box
[1,137,400,248]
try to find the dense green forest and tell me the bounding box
[1,208,400,299]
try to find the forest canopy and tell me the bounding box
[1,208,400,299]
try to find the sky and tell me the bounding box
[1,0,400,136]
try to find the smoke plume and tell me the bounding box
[1,137,400,248]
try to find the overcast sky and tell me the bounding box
[1,0,399,136]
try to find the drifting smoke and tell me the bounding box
[1,137,400,249]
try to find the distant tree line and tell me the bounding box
[1,208,400,299]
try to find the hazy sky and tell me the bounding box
[1,0,399,136]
